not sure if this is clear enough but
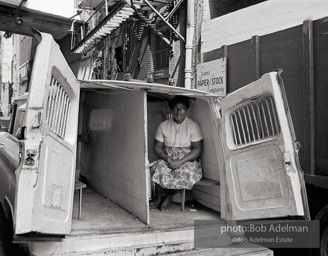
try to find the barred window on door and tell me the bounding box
[46,76,71,138]
[229,96,280,147]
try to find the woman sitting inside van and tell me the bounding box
[150,96,203,211]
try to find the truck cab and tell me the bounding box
[0,31,310,255]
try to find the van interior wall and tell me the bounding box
[147,97,222,212]
[147,100,167,163]
[189,98,222,212]
[79,89,148,223]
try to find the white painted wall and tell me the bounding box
[26,0,75,18]
[1,35,13,84]
[202,0,328,53]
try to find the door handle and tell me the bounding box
[0,142,4,146]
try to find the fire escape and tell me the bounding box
[71,0,185,55]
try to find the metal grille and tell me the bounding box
[46,76,71,138]
[230,96,280,147]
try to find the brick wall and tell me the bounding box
[19,36,34,66]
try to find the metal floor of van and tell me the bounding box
[70,188,222,235]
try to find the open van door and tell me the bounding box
[14,31,80,235]
[220,71,309,220]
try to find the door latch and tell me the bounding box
[24,149,38,166]
[32,112,41,129]
[284,151,294,173]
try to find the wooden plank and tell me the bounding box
[222,45,228,58]
[251,35,260,79]
[227,40,257,92]
[203,48,222,63]
[303,19,315,176]
[304,174,328,189]
[196,178,220,186]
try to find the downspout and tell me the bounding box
[184,0,195,89]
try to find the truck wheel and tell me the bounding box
[311,205,328,256]
[321,226,328,256]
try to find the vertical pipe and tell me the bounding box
[105,0,108,16]
[303,19,315,175]
[184,0,194,89]
[251,35,260,79]
[308,20,315,175]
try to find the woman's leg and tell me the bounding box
[150,184,164,208]
[160,189,181,211]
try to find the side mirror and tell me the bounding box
[16,126,26,140]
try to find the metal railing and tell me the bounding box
[71,0,108,50]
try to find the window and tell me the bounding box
[115,46,123,72]
[155,30,170,69]
[229,96,280,147]
[46,76,71,138]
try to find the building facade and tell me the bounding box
[3,0,265,104]
[70,0,265,88]
[0,33,14,116]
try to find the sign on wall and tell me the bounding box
[196,58,226,96]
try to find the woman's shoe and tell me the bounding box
[149,199,161,209]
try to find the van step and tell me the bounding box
[29,241,272,256]
[26,224,236,255]
[57,242,272,256]
[164,243,273,256]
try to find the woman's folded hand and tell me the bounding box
[168,159,183,170]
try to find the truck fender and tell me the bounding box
[3,196,15,231]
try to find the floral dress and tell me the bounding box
[151,117,203,190]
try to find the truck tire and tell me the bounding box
[311,205,328,256]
